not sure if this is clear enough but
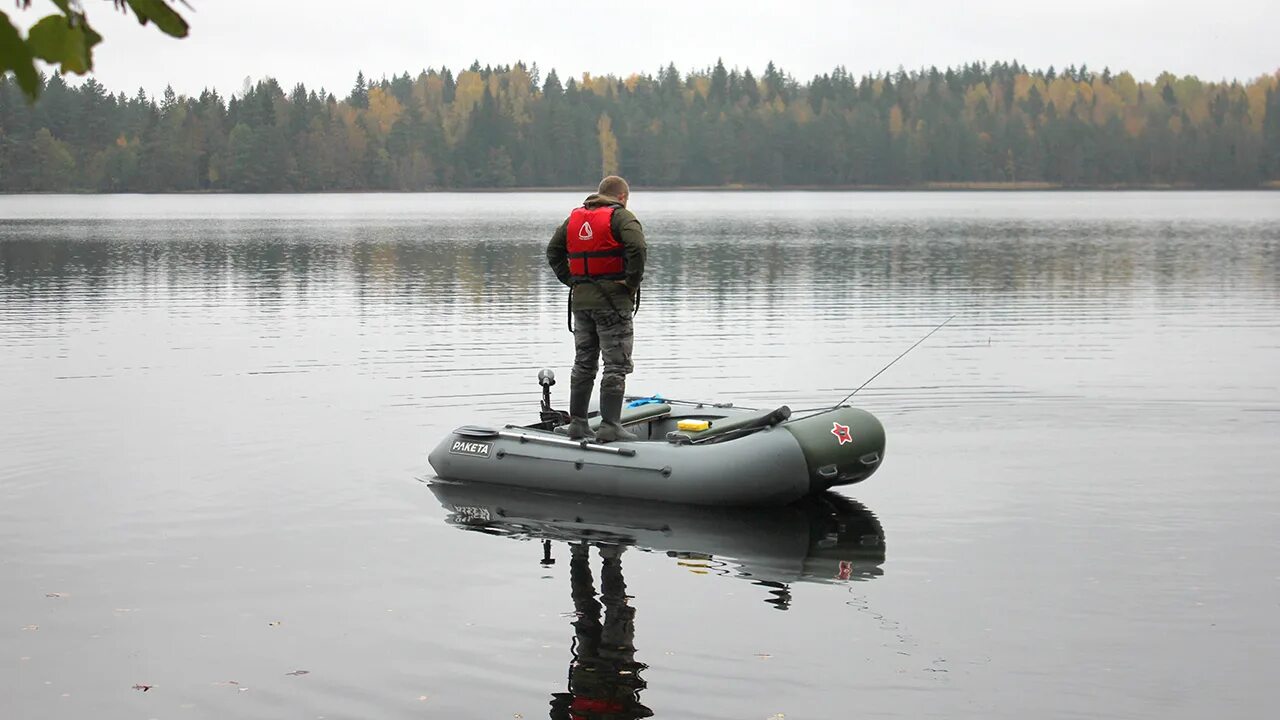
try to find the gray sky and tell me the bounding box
[28,0,1280,98]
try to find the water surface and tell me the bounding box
[2,191,1278,719]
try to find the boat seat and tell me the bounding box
[666,405,791,445]
[554,403,673,435]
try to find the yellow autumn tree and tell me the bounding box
[1114,72,1139,105]
[691,76,711,100]
[1123,107,1146,137]
[888,105,904,137]
[1090,78,1122,125]
[790,101,813,125]
[598,113,619,177]
[1244,75,1273,133]
[988,81,1006,114]
[504,65,536,126]
[581,73,614,98]
[444,71,486,147]
[963,83,991,120]
[1175,76,1210,125]
[1046,76,1079,112]
[413,71,445,116]
[366,87,403,136]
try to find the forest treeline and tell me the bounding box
[2,60,1279,192]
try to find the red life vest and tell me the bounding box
[566,204,626,282]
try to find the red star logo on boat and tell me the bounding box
[831,421,853,445]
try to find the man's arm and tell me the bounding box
[546,219,571,285]
[616,210,646,289]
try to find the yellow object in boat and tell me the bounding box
[677,419,711,432]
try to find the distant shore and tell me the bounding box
[4,181,1278,195]
[478,181,1280,193]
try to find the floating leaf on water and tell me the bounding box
[285,670,310,676]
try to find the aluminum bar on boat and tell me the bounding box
[499,427,638,457]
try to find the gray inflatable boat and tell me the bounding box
[427,370,886,506]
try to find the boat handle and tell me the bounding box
[498,428,637,457]
[496,449,663,472]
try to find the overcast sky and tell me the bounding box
[26,0,1280,98]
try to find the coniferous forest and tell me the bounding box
[2,60,1279,192]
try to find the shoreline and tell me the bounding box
[3,181,1277,195]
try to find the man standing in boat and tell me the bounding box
[546,175,647,442]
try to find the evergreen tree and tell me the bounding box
[709,59,728,105]
[349,71,369,109]
[1264,87,1280,180]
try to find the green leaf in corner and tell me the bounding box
[125,0,190,38]
[0,10,41,99]
[27,13,102,75]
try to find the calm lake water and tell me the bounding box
[2,191,1278,719]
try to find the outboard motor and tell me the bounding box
[537,369,569,429]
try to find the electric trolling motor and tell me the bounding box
[537,368,570,429]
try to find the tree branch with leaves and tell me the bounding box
[1,0,189,100]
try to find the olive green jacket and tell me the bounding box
[546,193,647,312]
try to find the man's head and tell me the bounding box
[598,175,630,207]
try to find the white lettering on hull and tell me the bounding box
[449,439,492,458]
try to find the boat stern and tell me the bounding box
[782,407,886,492]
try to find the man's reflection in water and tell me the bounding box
[549,542,652,720]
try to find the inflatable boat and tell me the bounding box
[427,370,886,506]
[428,481,886,596]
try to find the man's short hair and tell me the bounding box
[598,175,629,198]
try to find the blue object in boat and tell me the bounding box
[626,395,665,408]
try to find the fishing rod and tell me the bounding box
[830,314,957,410]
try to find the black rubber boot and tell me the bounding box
[565,380,596,441]
[594,392,638,443]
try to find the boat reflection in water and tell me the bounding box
[428,481,886,719]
